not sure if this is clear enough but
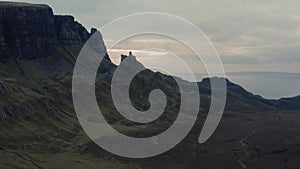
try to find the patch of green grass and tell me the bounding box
[28,152,128,169]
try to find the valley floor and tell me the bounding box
[1,111,299,169]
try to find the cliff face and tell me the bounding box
[0,2,56,59]
[55,15,90,46]
[0,2,94,59]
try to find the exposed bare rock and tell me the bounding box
[0,2,56,59]
[54,15,90,46]
[0,2,97,59]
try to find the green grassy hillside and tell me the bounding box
[0,45,299,169]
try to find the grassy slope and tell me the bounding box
[0,46,127,169]
[0,46,299,169]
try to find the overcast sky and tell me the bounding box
[6,0,300,98]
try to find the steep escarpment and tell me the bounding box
[0,2,95,59]
[55,15,91,46]
[0,2,56,59]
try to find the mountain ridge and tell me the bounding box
[0,2,298,115]
[0,2,299,169]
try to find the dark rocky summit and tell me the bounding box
[0,2,95,59]
[54,15,90,46]
[121,54,128,62]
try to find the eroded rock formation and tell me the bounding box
[0,2,96,59]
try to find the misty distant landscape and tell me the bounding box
[0,1,299,169]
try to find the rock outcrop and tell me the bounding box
[54,15,90,46]
[0,2,96,59]
[121,54,128,62]
[119,52,145,70]
[0,2,56,59]
[120,52,136,63]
